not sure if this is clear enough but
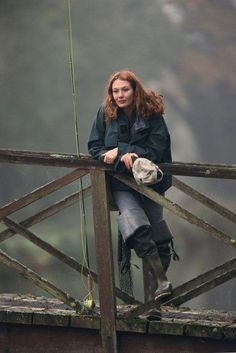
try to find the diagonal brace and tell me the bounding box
[0,187,91,244]
[0,248,89,312]
[123,257,236,318]
[0,168,88,221]
[112,173,236,250]
[172,176,236,224]
[1,217,138,305]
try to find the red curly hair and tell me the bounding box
[103,70,164,121]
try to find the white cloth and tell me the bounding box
[132,158,163,185]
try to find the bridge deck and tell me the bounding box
[0,294,235,353]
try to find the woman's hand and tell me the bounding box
[102,147,118,164]
[121,153,138,170]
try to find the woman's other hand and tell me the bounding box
[102,147,118,164]
[121,153,138,170]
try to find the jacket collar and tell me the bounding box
[117,109,150,142]
[131,115,149,134]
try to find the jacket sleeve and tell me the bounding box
[87,106,108,160]
[115,116,169,170]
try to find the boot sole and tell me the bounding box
[154,288,172,301]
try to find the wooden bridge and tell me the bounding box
[0,148,235,353]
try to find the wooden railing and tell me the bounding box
[0,148,236,353]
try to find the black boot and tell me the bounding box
[144,254,172,300]
[125,225,172,300]
[151,220,173,272]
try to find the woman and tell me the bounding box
[88,70,173,300]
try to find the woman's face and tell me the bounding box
[112,79,135,111]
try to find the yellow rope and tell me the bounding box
[65,0,94,310]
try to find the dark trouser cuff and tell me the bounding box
[127,227,158,258]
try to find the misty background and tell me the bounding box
[0,0,235,310]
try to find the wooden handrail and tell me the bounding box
[0,148,236,178]
[0,146,235,351]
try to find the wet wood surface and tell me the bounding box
[0,294,235,353]
[0,294,235,340]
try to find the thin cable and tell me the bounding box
[65,0,91,275]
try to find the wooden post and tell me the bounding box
[90,170,117,353]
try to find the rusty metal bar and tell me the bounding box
[112,173,236,250]
[123,257,236,318]
[172,176,236,224]
[0,169,89,221]
[0,248,88,312]
[91,170,118,353]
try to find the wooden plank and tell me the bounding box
[1,217,138,306]
[0,148,104,169]
[1,148,236,178]
[172,176,236,224]
[90,170,118,353]
[0,187,91,243]
[159,161,236,179]
[112,173,236,250]
[2,216,95,278]
[184,320,226,340]
[0,249,88,313]
[0,168,89,221]
[116,318,147,333]
[0,308,33,325]
[123,258,236,319]
[0,294,235,345]
[71,315,100,330]
[163,257,236,307]
[33,311,70,327]
[224,323,236,340]
[0,324,103,353]
[1,323,235,353]
[149,318,187,336]
[159,306,236,322]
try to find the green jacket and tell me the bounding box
[88,106,172,193]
